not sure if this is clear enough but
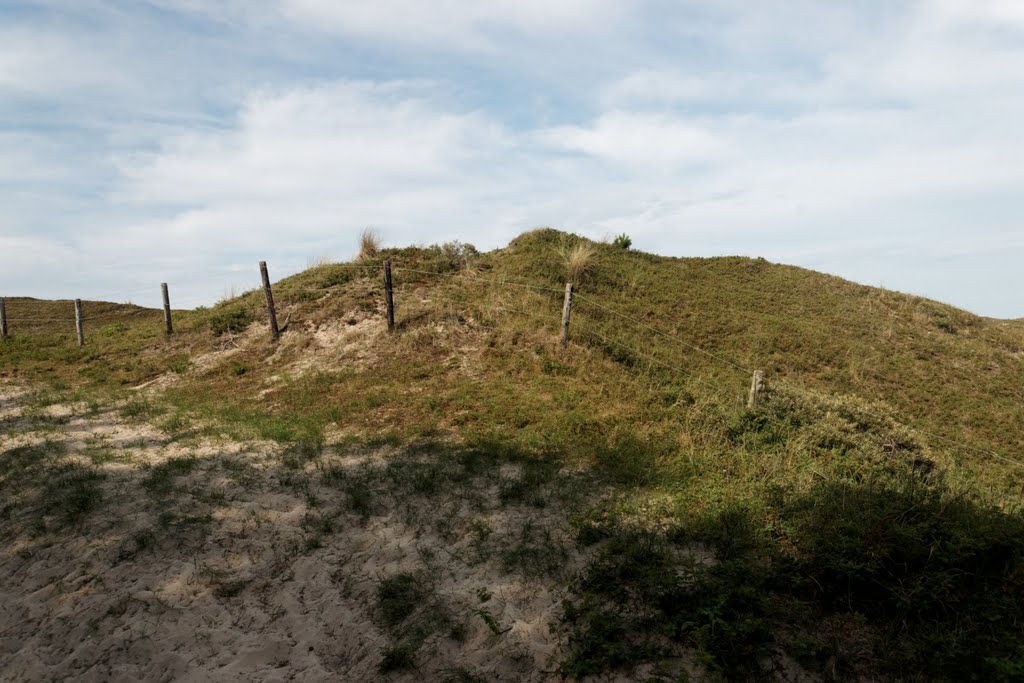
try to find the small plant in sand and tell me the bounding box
[358,228,381,260]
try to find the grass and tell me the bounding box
[358,227,381,260]
[559,238,597,285]
[562,467,1024,681]
[208,306,254,336]
[36,461,106,530]
[0,440,107,532]
[500,519,569,579]
[3,228,1024,679]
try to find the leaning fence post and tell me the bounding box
[384,258,395,333]
[74,299,84,347]
[161,283,173,335]
[259,261,280,341]
[560,282,574,348]
[0,297,7,339]
[747,370,764,409]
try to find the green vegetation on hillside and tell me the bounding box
[3,230,1023,680]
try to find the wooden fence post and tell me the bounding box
[0,297,7,339]
[384,258,395,333]
[74,299,84,347]
[259,261,280,341]
[747,370,764,409]
[161,283,173,335]
[560,282,574,348]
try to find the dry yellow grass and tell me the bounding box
[561,241,596,284]
[358,228,381,260]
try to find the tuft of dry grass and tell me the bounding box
[562,241,597,285]
[359,228,381,260]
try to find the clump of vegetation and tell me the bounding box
[501,520,568,578]
[208,306,254,336]
[430,240,479,272]
[0,441,106,531]
[99,322,128,337]
[36,461,106,530]
[4,228,1024,681]
[560,385,1024,681]
[560,239,597,285]
[121,398,166,419]
[563,473,1024,681]
[611,233,632,250]
[358,227,381,260]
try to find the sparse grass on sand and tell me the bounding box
[3,228,1024,680]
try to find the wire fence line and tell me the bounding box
[386,264,1024,469]
[2,258,1021,469]
[4,309,164,324]
[580,326,738,398]
[574,294,755,375]
[392,265,567,295]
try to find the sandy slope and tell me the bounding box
[0,383,584,682]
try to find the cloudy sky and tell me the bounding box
[2,1,1023,316]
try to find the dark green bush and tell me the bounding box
[208,307,254,336]
[560,475,1024,681]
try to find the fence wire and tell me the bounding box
[2,258,1021,470]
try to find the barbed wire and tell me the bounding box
[3,258,1021,470]
[417,267,1024,469]
[391,266,566,295]
[765,375,1024,469]
[2,318,72,324]
[573,293,755,375]
[573,294,1024,468]
[580,325,739,399]
[83,309,163,321]
[5,309,163,324]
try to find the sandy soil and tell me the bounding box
[0,383,588,682]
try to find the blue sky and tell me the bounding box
[2,1,1023,316]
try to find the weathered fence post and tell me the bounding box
[74,299,84,347]
[384,258,395,333]
[0,298,7,339]
[560,282,574,348]
[747,370,764,409]
[259,261,280,341]
[161,283,173,335]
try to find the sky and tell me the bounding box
[1,1,1023,317]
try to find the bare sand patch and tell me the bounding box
[0,383,588,681]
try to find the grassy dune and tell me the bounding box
[2,230,1023,680]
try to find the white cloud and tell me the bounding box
[537,112,726,167]
[275,0,629,50]
[4,0,1024,316]
[149,0,632,52]
[118,81,510,206]
[926,0,1024,28]
[0,26,130,96]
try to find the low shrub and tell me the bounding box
[208,307,254,336]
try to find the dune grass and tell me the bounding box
[358,227,381,260]
[3,229,1023,679]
